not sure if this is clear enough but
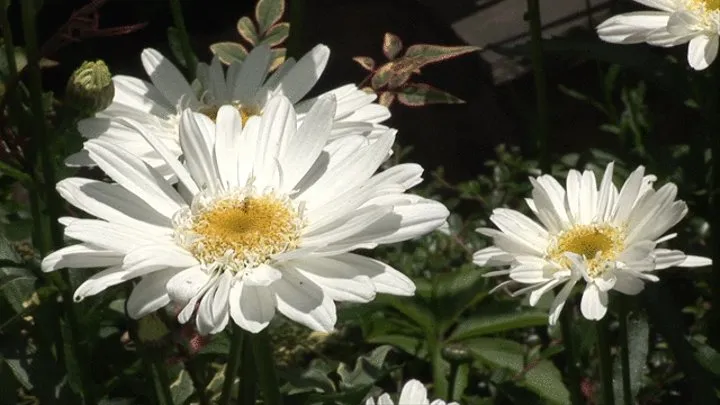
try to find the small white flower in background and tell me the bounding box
[365,379,458,405]
[474,162,711,324]
[43,94,448,335]
[597,0,720,70]
[67,43,391,178]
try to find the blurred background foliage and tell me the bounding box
[1,0,720,404]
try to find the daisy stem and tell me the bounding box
[429,334,449,398]
[251,329,283,405]
[617,297,632,405]
[151,358,175,405]
[595,318,614,405]
[168,0,197,78]
[220,324,244,405]
[21,2,96,404]
[240,333,257,404]
[525,0,550,171]
[559,309,583,405]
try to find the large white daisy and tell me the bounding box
[474,163,711,324]
[67,44,390,177]
[365,380,458,405]
[597,0,720,70]
[43,94,448,334]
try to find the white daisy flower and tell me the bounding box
[42,94,448,335]
[597,0,720,70]
[474,163,711,324]
[67,43,390,177]
[365,379,458,405]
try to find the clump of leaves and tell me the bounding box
[209,0,289,70]
[353,33,479,108]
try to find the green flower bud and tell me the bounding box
[441,343,472,364]
[65,60,114,114]
[137,314,170,345]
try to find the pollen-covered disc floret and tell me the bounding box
[174,188,304,272]
[474,162,711,325]
[597,0,720,70]
[547,224,625,277]
[42,94,449,336]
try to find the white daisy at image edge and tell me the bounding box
[68,43,391,177]
[597,0,720,70]
[42,94,448,335]
[473,162,711,324]
[365,379,459,405]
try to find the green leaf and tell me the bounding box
[255,0,285,34]
[383,33,403,60]
[0,235,35,313]
[209,42,248,65]
[396,83,465,107]
[167,27,187,68]
[281,358,336,394]
[237,17,259,45]
[429,269,488,334]
[690,339,720,376]
[353,56,375,72]
[336,345,392,389]
[449,311,548,342]
[403,44,479,68]
[612,312,649,402]
[466,338,570,405]
[375,295,435,334]
[170,367,195,404]
[261,22,289,47]
[371,63,395,89]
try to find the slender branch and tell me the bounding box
[220,324,244,405]
[251,329,283,405]
[168,0,197,77]
[525,0,550,171]
[560,309,584,405]
[595,318,614,405]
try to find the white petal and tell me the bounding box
[166,266,210,304]
[272,267,337,332]
[111,75,174,115]
[214,106,243,188]
[290,257,378,303]
[612,270,646,295]
[179,110,220,192]
[580,283,609,320]
[42,244,122,272]
[74,265,131,301]
[255,95,297,188]
[229,281,276,333]
[398,380,428,404]
[613,166,646,224]
[688,34,718,71]
[678,255,712,267]
[244,264,283,287]
[127,268,182,318]
[141,48,199,108]
[529,278,562,306]
[333,253,415,296]
[596,162,615,222]
[489,208,549,251]
[597,12,672,44]
[231,44,272,103]
[64,219,163,254]
[667,11,700,36]
[548,276,579,325]
[123,244,198,278]
[274,44,330,103]
[472,246,514,266]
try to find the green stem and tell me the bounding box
[618,298,632,405]
[595,318,614,405]
[560,309,584,405]
[184,358,210,405]
[251,330,283,405]
[430,335,448,399]
[151,359,175,405]
[168,0,197,77]
[447,361,458,401]
[220,325,244,405]
[240,334,257,405]
[525,0,550,172]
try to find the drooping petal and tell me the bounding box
[127,268,183,318]
[580,282,609,320]
[229,281,276,333]
[688,34,719,71]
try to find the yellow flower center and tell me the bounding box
[699,0,720,10]
[198,103,260,125]
[546,224,625,277]
[184,194,302,270]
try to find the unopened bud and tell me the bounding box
[137,314,169,345]
[65,60,114,114]
[441,343,472,364]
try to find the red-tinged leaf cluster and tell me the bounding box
[353,32,479,108]
[210,0,289,71]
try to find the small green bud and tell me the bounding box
[65,60,114,114]
[441,343,472,364]
[137,314,170,345]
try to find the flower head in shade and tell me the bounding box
[68,44,390,177]
[597,0,720,70]
[474,163,711,324]
[365,380,458,405]
[43,94,448,335]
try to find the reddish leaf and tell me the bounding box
[378,91,396,107]
[209,42,248,65]
[403,44,479,69]
[371,63,394,89]
[237,17,259,45]
[396,83,465,107]
[261,22,289,47]
[352,56,375,72]
[383,33,403,60]
[255,0,285,34]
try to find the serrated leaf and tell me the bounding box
[237,17,259,46]
[383,33,403,60]
[378,91,395,107]
[270,48,286,71]
[255,0,285,35]
[403,44,479,69]
[466,338,570,405]
[262,22,289,47]
[209,42,248,65]
[353,56,375,72]
[397,83,465,107]
[449,311,548,342]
